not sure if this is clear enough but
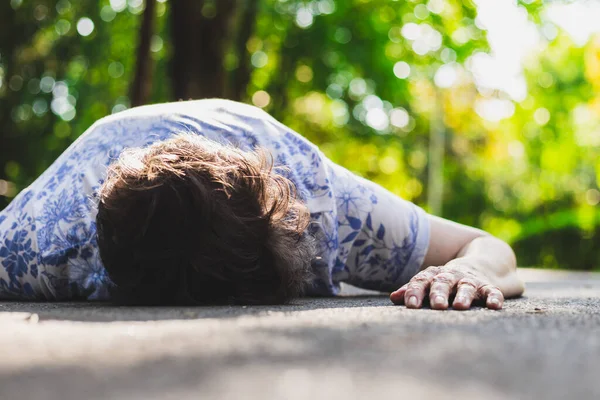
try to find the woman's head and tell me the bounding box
[96,133,315,305]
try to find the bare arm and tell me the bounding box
[422,215,524,297]
[390,215,525,310]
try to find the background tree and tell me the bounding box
[130,0,156,106]
[0,0,598,270]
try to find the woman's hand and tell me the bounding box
[389,263,505,310]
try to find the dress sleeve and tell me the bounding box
[204,100,430,294]
[326,161,430,292]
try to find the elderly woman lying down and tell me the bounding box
[0,100,524,309]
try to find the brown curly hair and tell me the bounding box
[96,133,315,305]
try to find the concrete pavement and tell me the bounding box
[0,268,599,400]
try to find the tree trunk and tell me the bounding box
[427,89,445,216]
[266,27,299,121]
[170,0,237,100]
[230,0,259,101]
[130,0,157,106]
[0,2,33,208]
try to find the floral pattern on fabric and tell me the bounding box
[0,99,429,300]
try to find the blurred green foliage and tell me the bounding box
[0,0,598,269]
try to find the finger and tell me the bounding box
[452,278,478,310]
[429,272,460,310]
[403,267,440,309]
[480,285,504,310]
[390,284,408,305]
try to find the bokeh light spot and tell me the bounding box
[296,65,313,83]
[33,98,48,116]
[0,179,17,197]
[427,0,445,14]
[475,99,515,122]
[27,79,40,94]
[56,0,71,15]
[108,62,124,78]
[110,0,127,12]
[318,0,335,15]
[414,4,429,20]
[251,51,268,68]
[100,6,117,22]
[34,5,49,21]
[434,64,458,88]
[128,0,144,15]
[151,35,163,52]
[9,75,23,91]
[52,81,68,97]
[76,17,95,37]
[538,73,554,88]
[586,189,600,206]
[390,108,410,128]
[326,83,343,99]
[366,108,389,131]
[349,78,367,98]
[252,91,271,108]
[201,2,216,18]
[40,76,55,93]
[393,62,410,79]
[296,7,313,29]
[112,104,128,114]
[334,28,352,44]
[534,107,551,125]
[379,156,399,174]
[55,19,71,36]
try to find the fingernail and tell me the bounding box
[490,298,500,307]
[455,296,466,304]
[407,296,418,308]
[433,296,445,305]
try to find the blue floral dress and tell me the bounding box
[0,99,430,300]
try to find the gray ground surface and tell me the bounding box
[1,268,599,400]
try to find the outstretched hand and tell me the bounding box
[389,264,505,310]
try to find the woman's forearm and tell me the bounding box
[446,235,525,298]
